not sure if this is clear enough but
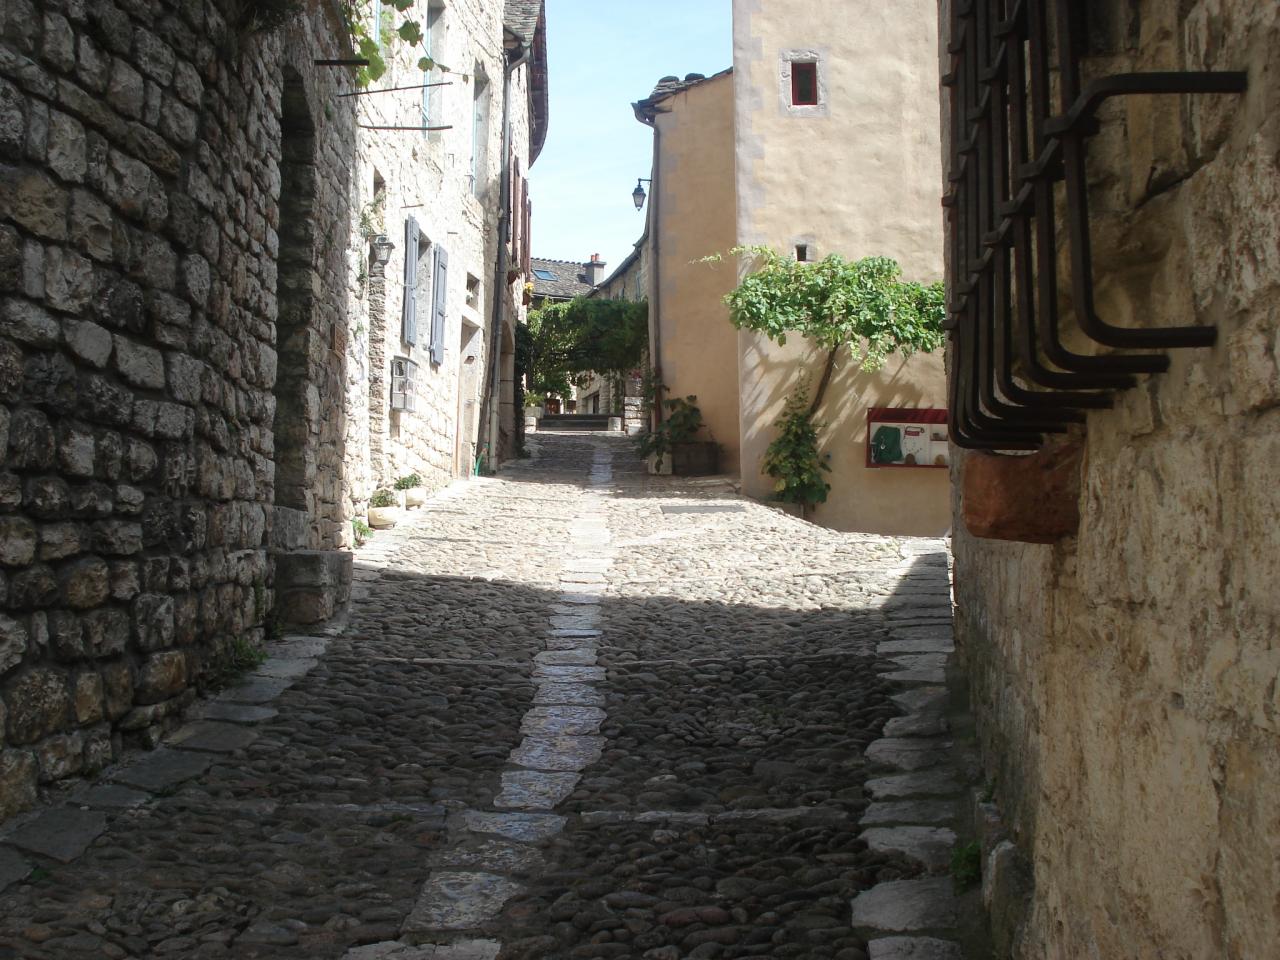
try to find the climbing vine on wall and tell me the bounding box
[238,0,446,84]
[525,298,649,404]
[719,247,945,509]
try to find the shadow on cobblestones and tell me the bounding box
[0,433,951,960]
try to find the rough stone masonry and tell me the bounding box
[0,0,358,820]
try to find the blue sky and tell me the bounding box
[531,0,732,273]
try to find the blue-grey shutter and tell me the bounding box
[402,217,419,345]
[429,244,447,365]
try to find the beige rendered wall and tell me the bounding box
[948,2,1280,957]
[731,0,949,536]
[650,75,741,473]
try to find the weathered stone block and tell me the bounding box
[57,423,95,476]
[72,670,104,723]
[92,519,142,555]
[25,475,70,517]
[44,244,93,310]
[41,12,75,72]
[0,516,37,566]
[7,563,58,608]
[113,334,165,389]
[58,555,110,608]
[46,109,85,181]
[3,665,70,742]
[133,592,174,650]
[68,188,115,261]
[8,407,55,467]
[134,649,186,704]
[0,612,27,675]
[106,58,144,118]
[109,560,139,600]
[99,659,131,718]
[0,748,37,820]
[64,318,114,368]
[81,606,128,658]
[38,521,84,560]
[35,728,84,780]
[0,164,68,240]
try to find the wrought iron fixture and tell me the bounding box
[943,0,1246,450]
[632,178,652,211]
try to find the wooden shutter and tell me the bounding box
[402,217,419,345]
[429,244,447,365]
[522,189,532,277]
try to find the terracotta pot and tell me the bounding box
[670,441,720,476]
[403,487,426,508]
[367,506,401,529]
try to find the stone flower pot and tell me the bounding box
[367,506,401,529]
[403,487,427,509]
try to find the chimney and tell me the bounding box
[585,253,607,287]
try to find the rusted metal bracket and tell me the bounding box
[943,0,1247,450]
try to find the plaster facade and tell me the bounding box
[946,2,1280,957]
[640,72,741,473]
[732,0,949,536]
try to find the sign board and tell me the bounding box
[866,408,949,468]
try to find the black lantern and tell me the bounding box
[632,178,652,211]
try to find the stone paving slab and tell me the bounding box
[5,808,107,863]
[436,839,544,875]
[866,770,963,799]
[883,713,950,737]
[509,735,605,772]
[860,799,958,826]
[76,784,151,809]
[111,747,212,791]
[531,664,606,682]
[256,656,319,679]
[345,941,502,960]
[892,688,950,714]
[170,720,260,753]
[531,649,598,667]
[861,826,957,870]
[850,877,962,934]
[866,738,954,771]
[494,771,581,810]
[216,675,294,704]
[0,846,30,893]
[196,701,279,724]
[402,872,524,932]
[532,682,605,706]
[868,936,964,959]
[460,810,567,842]
[520,706,604,736]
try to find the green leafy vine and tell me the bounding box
[761,379,831,512]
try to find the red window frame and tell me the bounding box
[791,62,818,106]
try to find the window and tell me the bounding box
[791,61,818,106]
[532,268,558,281]
[795,244,809,262]
[421,3,443,135]
[390,356,418,412]
[373,0,385,54]
[466,273,480,309]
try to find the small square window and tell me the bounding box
[533,268,558,281]
[795,244,809,262]
[791,62,818,106]
[466,273,480,309]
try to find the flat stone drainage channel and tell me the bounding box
[366,443,618,960]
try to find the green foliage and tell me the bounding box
[761,381,831,507]
[369,488,398,508]
[723,247,945,370]
[206,632,267,690]
[637,395,704,464]
[525,298,648,403]
[951,840,983,892]
[393,474,422,490]
[352,518,372,545]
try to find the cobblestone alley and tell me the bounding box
[0,434,971,960]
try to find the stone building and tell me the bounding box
[634,0,950,535]
[341,0,546,509]
[579,237,647,429]
[0,0,547,821]
[942,0,1279,956]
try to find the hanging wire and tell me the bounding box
[339,81,455,97]
[359,124,454,131]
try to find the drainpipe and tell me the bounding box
[480,41,531,471]
[639,114,664,428]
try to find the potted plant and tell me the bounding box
[395,473,426,508]
[367,488,401,529]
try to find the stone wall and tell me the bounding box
[948,2,1280,956]
[0,0,356,819]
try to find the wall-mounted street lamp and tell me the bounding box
[632,178,653,211]
[371,234,395,265]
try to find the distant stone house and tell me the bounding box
[528,254,603,413]
[580,239,648,429]
[342,0,547,504]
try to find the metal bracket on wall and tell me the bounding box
[942,0,1247,450]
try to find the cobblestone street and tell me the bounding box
[0,433,968,960]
